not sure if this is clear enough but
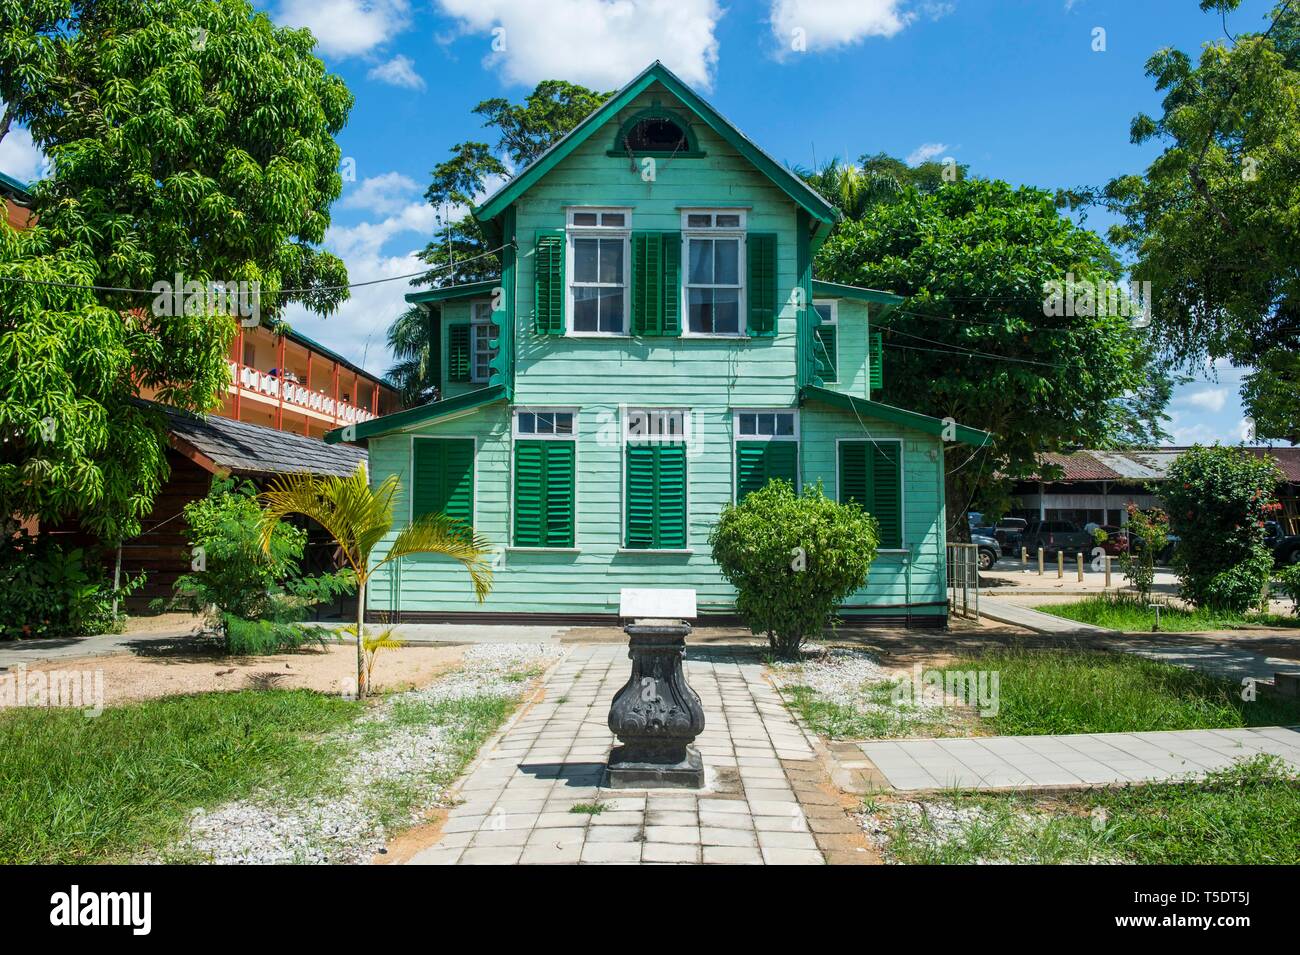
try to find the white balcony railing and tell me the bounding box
[229,362,376,424]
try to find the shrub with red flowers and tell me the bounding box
[1161,446,1282,612]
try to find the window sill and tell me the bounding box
[505,546,581,553]
[566,332,632,339]
[680,333,749,340]
[616,548,694,555]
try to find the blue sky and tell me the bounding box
[0,0,1280,444]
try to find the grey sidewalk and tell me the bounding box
[978,596,1114,635]
[856,726,1300,791]
[408,643,829,865]
[0,626,199,667]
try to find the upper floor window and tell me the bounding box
[812,299,838,383]
[470,301,497,383]
[568,207,630,335]
[682,209,746,337]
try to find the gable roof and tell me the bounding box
[406,279,498,306]
[473,61,840,232]
[323,384,507,444]
[1021,447,1300,484]
[801,386,993,447]
[151,402,367,476]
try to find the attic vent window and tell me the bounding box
[627,117,688,153]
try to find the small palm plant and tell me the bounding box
[258,463,493,697]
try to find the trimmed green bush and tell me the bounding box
[709,481,878,657]
[1163,446,1280,612]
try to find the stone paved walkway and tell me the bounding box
[408,644,855,865]
[856,725,1300,791]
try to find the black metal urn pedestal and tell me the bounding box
[606,619,706,789]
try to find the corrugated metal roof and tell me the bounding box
[155,403,367,477]
[1024,447,1300,483]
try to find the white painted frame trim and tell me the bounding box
[620,404,693,552]
[731,407,801,505]
[469,299,497,384]
[680,208,747,339]
[508,406,581,550]
[566,206,632,338]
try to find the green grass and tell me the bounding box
[569,801,608,815]
[784,682,964,740]
[1036,594,1300,632]
[877,756,1300,865]
[949,646,1300,736]
[0,689,360,864]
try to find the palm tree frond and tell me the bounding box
[377,512,495,602]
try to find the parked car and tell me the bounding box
[1265,521,1300,566]
[971,531,1001,571]
[993,517,1028,556]
[1019,520,1095,558]
[1092,524,1129,557]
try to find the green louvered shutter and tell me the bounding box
[736,441,799,501]
[632,232,681,336]
[661,232,681,335]
[814,324,837,382]
[626,444,687,548]
[513,441,545,546]
[632,232,662,335]
[625,445,657,548]
[413,438,474,529]
[534,230,565,335]
[746,233,777,337]
[513,440,574,547]
[543,440,575,547]
[838,441,870,508]
[870,442,902,549]
[447,324,471,383]
[869,331,884,392]
[655,444,688,548]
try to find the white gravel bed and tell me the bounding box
[163,643,565,865]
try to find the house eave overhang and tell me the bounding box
[810,280,905,307]
[324,384,507,445]
[800,385,993,448]
[405,279,500,306]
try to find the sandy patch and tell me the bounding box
[18,643,468,705]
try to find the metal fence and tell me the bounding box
[946,543,981,619]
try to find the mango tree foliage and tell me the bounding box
[0,0,353,539]
[815,179,1156,530]
[1099,1,1300,441]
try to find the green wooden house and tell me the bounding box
[326,62,990,627]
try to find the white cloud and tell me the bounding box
[339,172,422,215]
[0,115,45,184]
[770,0,911,58]
[1181,387,1228,413]
[435,0,722,90]
[368,54,426,90]
[275,0,412,58]
[906,142,948,165]
[1239,416,1257,443]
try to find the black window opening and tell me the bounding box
[626,117,689,154]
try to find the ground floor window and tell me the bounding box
[412,438,474,529]
[734,409,799,500]
[838,440,902,548]
[512,438,575,548]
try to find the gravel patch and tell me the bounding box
[161,643,565,865]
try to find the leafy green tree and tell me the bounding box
[0,0,353,540]
[1163,445,1281,612]
[709,481,878,658]
[815,178,1163,533]
[797,152,967,221]
[389,80,611,401]
[1094,1,1300,440]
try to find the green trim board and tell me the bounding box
[801,385,993,447]
[323,384,507,444]
[606,104,705,157]
[0,170,32,199]
[473,61,839,229]
[405,279,500,306]
[810,280,904,306]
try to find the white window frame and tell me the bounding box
[512,406,579,440]
[469,300,497,383]
[566,206,631,337]
[623,406,692,444]
[680,209,746,338]
[732,408,800,442]
[508,407,581,553]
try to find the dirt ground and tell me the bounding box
[19,641,468,705]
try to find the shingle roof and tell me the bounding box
[155,403,366,477]
[1024,447,1300,483]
